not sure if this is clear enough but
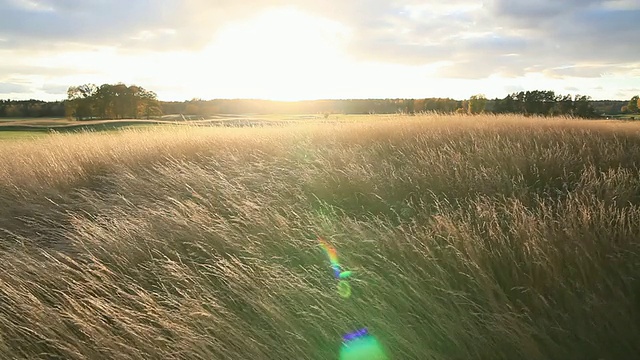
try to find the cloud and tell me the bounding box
[489,0,603,21]
[544,65,619,78]
[0,0,336,51]
[616,89,640,99]
[41,84,69,94]
[0,0,211,50]
[438,57,527,79]
[303,0,640,79]
[0,62,92,77]
[0,0,638,101]
[0,82,30,93]
[1,0,638,77]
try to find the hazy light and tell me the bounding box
[190,7,353,100]
[1,6,638,101]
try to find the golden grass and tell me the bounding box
[1,114,640,359]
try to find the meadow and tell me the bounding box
[0,114,328,135]
[0,114,639,359]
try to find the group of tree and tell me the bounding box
[65,83,162,120]
[160,93,602,118]
[491,90,597,118]
[161,98,464,116]
[467,95,488,114]
[0,100,65,118]
[621,95,640,114]
[4,85,636,120]
[590,100,627,115]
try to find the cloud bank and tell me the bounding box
[0,0,638,100]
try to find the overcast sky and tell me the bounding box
[1,0,639,101]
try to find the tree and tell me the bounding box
[66,84,97,120]
[522,90,555,116]
[5,104,22,117]
[555,94,574,116]
[468,94,487,114]
[66,83,162,120]
[94,84,116,119]
[413,99,426,113]
[405,99,415,114]
[494,94,518,113]
[573,95,596,118]
[137,88,162,119]
[628,95,639,114]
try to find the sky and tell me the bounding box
[0,0,639,101]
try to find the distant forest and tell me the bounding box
[0,84,635,119]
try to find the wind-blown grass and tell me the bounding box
[0,114,639,359]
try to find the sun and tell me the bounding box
[192,7,353,101]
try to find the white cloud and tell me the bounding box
[7,0,55,12]
[0,0,639,100]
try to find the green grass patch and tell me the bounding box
[0,130,49,140]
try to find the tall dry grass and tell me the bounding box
[1,114,639,359]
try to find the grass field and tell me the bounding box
[0,114,639,359]
[0,114,332,133]
[603,114,640,121]
[0,131,49,140]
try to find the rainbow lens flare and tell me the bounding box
[339,328,389,360]
[318,237,389,358]
[337,280,352,298]
[319,237,353,298]
[319,237,344,279]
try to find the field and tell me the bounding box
[607,114,640,120]
[0,114,335,136]
[0,131,49,141]
[1,114,639,359]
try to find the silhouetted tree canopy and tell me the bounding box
[0,100,65,118]
[65,83,162,120]
[468,94,487,114]
[624,95,640,114]
[493,91,597,118]
[0,87,624,120]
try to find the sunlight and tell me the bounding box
[193,7,352,100]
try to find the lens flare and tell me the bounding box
[339,328,389,360]
[318,237,390,359]
[319,237,344,279]
[337,280,352,298]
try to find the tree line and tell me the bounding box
[490,91,597,118]
[1,83,638,119]
[162,98,463,116]
[167,93,598,118]
[163,93,638,119]
[0,100,65,118]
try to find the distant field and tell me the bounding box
[0,114,380,129]
[609,114,640,120]
[1,114,639,359]
[0,114,382,141]
[0,131,49,140]
[0,118,177,130]
[0,115,328,137]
